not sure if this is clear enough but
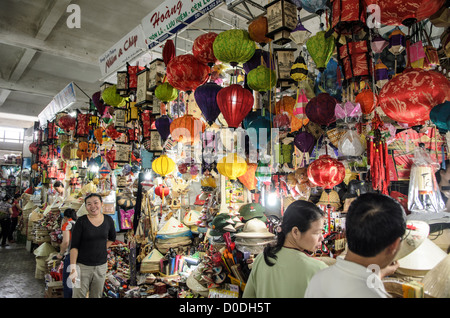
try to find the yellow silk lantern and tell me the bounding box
[152,154,176,178]
[217,153,248,181]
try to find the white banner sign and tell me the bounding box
[38,82,77,127]
[141,0,223,49]
[99,25,147,77]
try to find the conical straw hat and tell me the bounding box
[33,242,56,257]
[142,249,164,264]
[158,217,190,235]
[422,254,450,298]
[394,220,430,261]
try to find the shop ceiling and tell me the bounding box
[0,0,446,130]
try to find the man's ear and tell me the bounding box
[388,237,402,256]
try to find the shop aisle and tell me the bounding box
[0,242,45,298]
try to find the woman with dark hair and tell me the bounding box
[57,208,77,298]
[243,200,327,298]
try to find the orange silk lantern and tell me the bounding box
[170,114,205,145]
[238,162,258,192]
[77,142,92,161]
[355,87,378,115]
[248,16,272,46]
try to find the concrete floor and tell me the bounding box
[0,241,45,298]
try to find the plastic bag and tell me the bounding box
[407,147,445,213]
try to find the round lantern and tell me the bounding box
[29,142,39,155]
[155,115,172,142]
[166,54,210,93]
[238,162,258,192]
[217,84,254,128]
[162,39,176,66]
[378,68,450,126]
[155,82,178,103]
[247,116,271,149]
[58,114,77,132]
[194,82,222,126]
[306,30,335,72]
[274,95,295,115]
[155,184,170,200]
[305,93,337,126]
[247,65,277,92]
[248,16,271,46]
[192,32,218,66]
[294,131,315,153]
[170,114,205,145]
[101,85,124,107]
[299,0,328,15]
[307,155,345,189]
[217,153,248,181]
[213,29,256,67]
[363,0,445,26]
[152,155,176,178]
[355,87,378,115]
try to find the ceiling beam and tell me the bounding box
[0,89,11,107]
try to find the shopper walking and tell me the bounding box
[0,196,13,247]
[305,192,406,298]
[69,193,116,298]
[56,208,77,298]
[243,200,327,298]
[8,193,22,243]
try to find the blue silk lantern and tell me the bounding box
[155,115,172,142]
[247,116,271,149]
[300,0,328,15]
[314,59,343,102]
[430,101,450,132]
[194,82,222,126]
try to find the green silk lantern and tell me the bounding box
[247,65,277,92]
[102,85,124,107]
[155,82,178,103]
[306,30,335,72]
[213,29,256,67]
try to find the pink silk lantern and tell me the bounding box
[307,155,346,189]
[166,54,210,94]
[378,68,450,125]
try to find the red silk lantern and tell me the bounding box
[163,39,176,66]
[217,84,254,128]
[355,87,378,115]
[378,68,450,125]
[166,54,210,93]
[155,184,170,198]
[363,0,445,26]
[192,32,218,67]
[58,114,76,132]
[307,155,346,189]
[305,93,337,126]
[29,142,38,155]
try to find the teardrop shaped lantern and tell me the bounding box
[155,115,172,142]
[306,30,336,72]
[375,60,389,89]
[162,39,176,66]
[194,82,222,126]
[166,54,210,94]
[217,153,248,181]
[290,17,311,46]
[247,116,272,149]
[355,87,378,115]
[305,93,337,126]
[307,155,345,189]
[293,90,309,119]
[170,114,205,145]
[379,68,450,125]
[217,84,254,128]
[371,34,389,54]
[192,32,218,67]
[155,82,178,104]
[238,162,258,192]
[152,154,176,178]
[290,54,308,82]
[294,131,315,153]
[430,101,450,132]
[213,29,256,67]
[338,129,364,157]
[248,16,272,46]
[388,28,406,55]
[247,65,277,92]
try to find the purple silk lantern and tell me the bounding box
[194,82,222,126]
[294,131,315,153]
[243,49,275,74]
[155,115,172,141]
[305,93,337,127]
[92,91,107,116]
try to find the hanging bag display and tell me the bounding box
[423,26,440,69]
[337,37,373,83]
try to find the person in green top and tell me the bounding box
[243,200,327,298]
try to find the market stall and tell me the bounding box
[25,0,450,298]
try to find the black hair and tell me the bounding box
[84,193,102,204]
[54,181,64,188]
[13,193,21,199]
[263,200,325,266]
[63,208,77,221]
[346,192,406,257]
[2,195,10,202]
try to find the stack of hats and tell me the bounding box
[316,190,341,210]
[21,200,37,236]
[235,218,276,254]
[208,213,242,238]
[183,209,201,234]
[140,248,164,273]
[155,217,192,253]
[33,242,56,279]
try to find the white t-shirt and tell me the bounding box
[304,258,391,298]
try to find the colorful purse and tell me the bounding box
[120,208,134,230]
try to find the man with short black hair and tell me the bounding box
[305,192,406,298]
